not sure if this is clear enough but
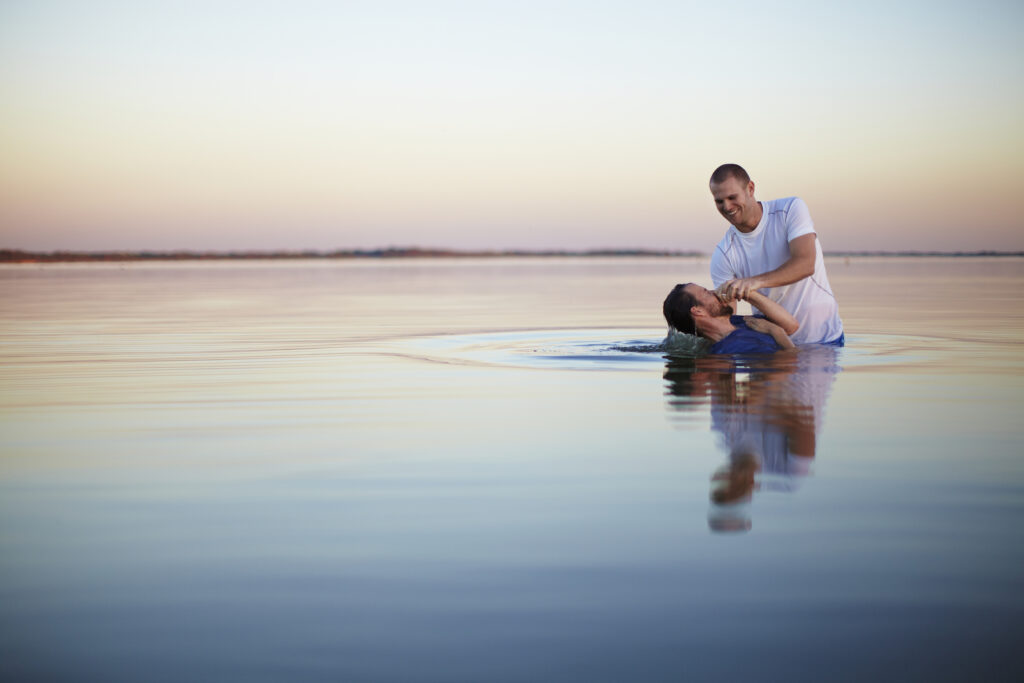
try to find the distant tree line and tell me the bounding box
[1,248,1020,263]
[0,248,704,263]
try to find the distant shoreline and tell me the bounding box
[1,248,1021,263]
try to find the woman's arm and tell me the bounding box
[742,290,799,336]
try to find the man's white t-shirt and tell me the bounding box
[710,197,844,345]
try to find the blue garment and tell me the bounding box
[709,316,781,355]
[822,332,845,347]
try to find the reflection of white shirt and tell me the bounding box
[711,197,844,345]
[710,348,840,487]
[712,408,805,488]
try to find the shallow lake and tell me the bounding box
[2,256,1023,681]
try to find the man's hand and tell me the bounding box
[718,277,764,301]
[743,316,795,350]
[744,289,799,335]
[744,317,779,335]
[714,234,818,300]
[713,283,736,305]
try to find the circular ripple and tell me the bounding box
[387,329,967,372]
[391,328,669,370]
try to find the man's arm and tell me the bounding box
[743,290,799,336]
[743,317,796,350]
[718,233,817,300]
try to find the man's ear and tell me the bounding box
[747,181,755,196]
[690,305,707,318]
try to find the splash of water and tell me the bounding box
[661,327,712,356]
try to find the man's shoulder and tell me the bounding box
[763,197,813,237]
[763,196,805,214]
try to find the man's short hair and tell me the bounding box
[663,283,699,334]
[710,163,751,186]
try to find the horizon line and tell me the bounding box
[2,247,1023,263]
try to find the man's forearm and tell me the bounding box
[767,325,796,350]
[745,291,799,335]
[751,256,814,289]
[748,233,817,288]
[719,233,817,299]
[743,317,796,350]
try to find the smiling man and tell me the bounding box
[709,164,844,346]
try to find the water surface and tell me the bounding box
[2,257,1023,681]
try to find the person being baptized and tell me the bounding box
[663,283,798,354]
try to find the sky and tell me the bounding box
[1,0,1023,252]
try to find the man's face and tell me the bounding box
[710,176,758,229]
[683,283,733,318]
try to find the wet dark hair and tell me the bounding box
[663,283,699,334]
[710,163,751,186]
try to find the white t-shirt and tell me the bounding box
[710,197,844,345]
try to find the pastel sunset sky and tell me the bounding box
[2,0,1022,252]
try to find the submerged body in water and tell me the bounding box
[663,282,802,354]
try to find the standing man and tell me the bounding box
[709,164,844,346]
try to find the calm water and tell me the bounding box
[2,257,1023,682]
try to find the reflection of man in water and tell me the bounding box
[663,283,798,354]
[709,163,844,346]
[664,348,839,532]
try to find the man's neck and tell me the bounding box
[697,315,736,342]
[735,201,763,233]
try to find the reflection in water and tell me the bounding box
[664,348,840,532]
[3,260,1023,680]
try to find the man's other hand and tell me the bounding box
[744,317,779,335]
[719,277,763,301]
